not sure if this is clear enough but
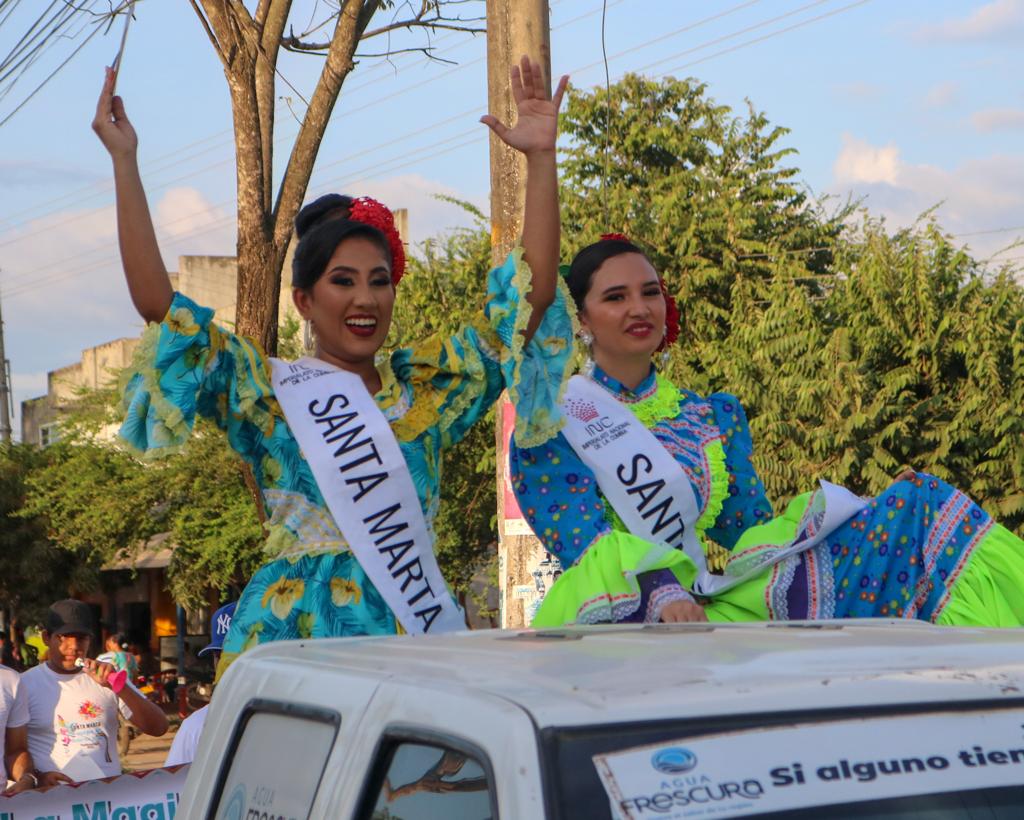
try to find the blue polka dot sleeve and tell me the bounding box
[703,393,774,551]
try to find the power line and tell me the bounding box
[661,0,875,75]
[2,129,489,300]
[955,225,1024,238]
[0,0,607,235]
[0,0,623,245]
[2,0,880,299]
[0,0,109,127]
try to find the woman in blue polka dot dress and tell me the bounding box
[511,235,1024,628]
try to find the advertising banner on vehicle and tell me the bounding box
[0,764,188,820]
[594,708,1024,819]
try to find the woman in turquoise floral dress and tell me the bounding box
[511,235,1024,628]
[92,58,573,673]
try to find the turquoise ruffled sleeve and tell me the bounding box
[391,249,575,450]
[704,392,774,550]
[119,292,276,460]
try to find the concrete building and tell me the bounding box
[20,257,297,446]
[20,255,294,658]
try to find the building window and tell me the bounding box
[39,423,60,446]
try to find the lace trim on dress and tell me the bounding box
[644,584,695,623]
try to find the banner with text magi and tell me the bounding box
[594,707,1024,819]
[0,765,187,820]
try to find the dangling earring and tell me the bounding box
[578,328,595,378]
[303,319,315,353]
[659,324,670,369]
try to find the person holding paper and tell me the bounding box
[510,235,1024,627]
[92,57,573,674]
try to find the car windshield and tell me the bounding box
[540,704,1024,820]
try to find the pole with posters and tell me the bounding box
[0,293,12,443]
[486,0,554,628]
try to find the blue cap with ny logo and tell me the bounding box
[198,601,236,657]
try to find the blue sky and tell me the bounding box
[1,0,1023,439]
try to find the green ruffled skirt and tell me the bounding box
[533,476,1024,628]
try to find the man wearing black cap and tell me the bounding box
[15,599,168,783]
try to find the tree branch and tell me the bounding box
[281,5,484,53]
[254,0,292,213]
[362,17,486,40]
[271,0,369,253]
[353,46,457,63]
[189,0,228,68]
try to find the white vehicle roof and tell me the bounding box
[227,620,1024,728]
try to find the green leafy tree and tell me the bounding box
[559,74,1024,533]
[387,202,498,616]
[0,443,92,626]
[19,388,265,609]
[559,73,849,392]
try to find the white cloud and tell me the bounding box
[0,176,484,440]
[914,0,1024,43]
[923,80,959,109]
[155,187,231,241]
[833,82,883,102]
[828,134,1024,260]
[0,187,236,440]
[970,107,1024,132]
[833,134,901,186]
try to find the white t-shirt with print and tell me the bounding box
[0,664,29,780]
[165,703,207,767]
[18,663,134,781]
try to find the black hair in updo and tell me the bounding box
[291,193,392,289]
[564,237,651,311]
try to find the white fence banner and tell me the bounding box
[0,764,188,820]
[594,708,1024,819]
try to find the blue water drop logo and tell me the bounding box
[651,747,698,774]
[221,783,247,820]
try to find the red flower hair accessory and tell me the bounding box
[600,232,631,243]
[658,278,681,351]
[347,197,407,286]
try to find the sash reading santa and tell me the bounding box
[270,357,464,634]
[560,375,867,596]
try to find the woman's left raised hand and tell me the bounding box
[480,54,568,156]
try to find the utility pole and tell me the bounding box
[0,290,12,443]
[486,0,552,628]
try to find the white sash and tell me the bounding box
[560,375,867,596]
[270,357,463,635]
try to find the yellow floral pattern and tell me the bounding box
[330,577,362,607]
[261,577,305,620]
[118,250,576,671]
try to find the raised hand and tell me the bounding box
[480,54,569,156]
[92,66,138,159]
[80,657,117,689]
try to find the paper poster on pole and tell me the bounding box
[499,396,533,536]
[0,764,188,819]
[594,708,1024,819]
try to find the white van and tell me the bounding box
[180,621,1024,819]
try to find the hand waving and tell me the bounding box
[92,67,137,159]
[481,55,568,156]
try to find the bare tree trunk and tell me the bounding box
[192,0,386,355]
